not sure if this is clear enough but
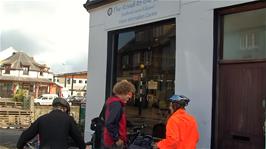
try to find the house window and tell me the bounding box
[67,79,71,84]
[85,81,87,84]
[4,65,11,74]
[223,7,266,60]
[40,71,43,76]
[79,80,82,83]
[22,66,29,75]
[73,80,76,83]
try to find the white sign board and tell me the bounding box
[105,0,180,29]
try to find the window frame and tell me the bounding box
[22,66,29,75]
[4,65,11,74]
[216,1,266,64]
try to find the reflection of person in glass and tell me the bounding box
[153,95,199,149]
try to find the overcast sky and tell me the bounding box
[0,0,89,74]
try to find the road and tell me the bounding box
[0,128,23,149]
[0,128,82,149]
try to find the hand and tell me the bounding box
[152,143,158,149]
[85,145,91,149]
[115,138,124,146]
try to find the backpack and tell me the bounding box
[90,103,105,131]
[89,104,105,148]
[90,117,104,131]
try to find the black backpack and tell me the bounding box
[90,103,105,131]
[89,104,105,148]
[90,117,104,131]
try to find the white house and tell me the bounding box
[0,49,58,98]
[54,71,88,97]
[83,1,266,148]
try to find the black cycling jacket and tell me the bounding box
[17,109,85,149]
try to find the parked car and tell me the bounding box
[34,94,58,106]
[66,95,85,105]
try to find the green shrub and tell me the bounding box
[13,89,27,102]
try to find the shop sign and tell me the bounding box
[105,0,180,29]
[148,80,158,89]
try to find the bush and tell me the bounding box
[13,89,27,102]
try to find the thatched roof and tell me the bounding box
[0,52,49,71]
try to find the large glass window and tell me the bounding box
[111,19,176,134]
[223,8,266,60]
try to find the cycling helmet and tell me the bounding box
[169,94,190,107]
[52,97,69,109]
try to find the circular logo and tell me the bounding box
[107,8,113,16]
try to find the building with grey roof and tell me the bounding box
[0,50,61,98]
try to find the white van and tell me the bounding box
[34,94,58,106]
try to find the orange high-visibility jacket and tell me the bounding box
[157,109,199,149]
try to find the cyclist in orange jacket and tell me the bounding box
[154,95,199,149]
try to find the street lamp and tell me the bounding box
[138,64,145,116]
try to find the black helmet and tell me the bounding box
[52,97,69,109]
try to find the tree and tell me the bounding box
[13,89,27,102]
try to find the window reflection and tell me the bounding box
[115,20,176,134]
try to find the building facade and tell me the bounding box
[54,71,87,97]
[83,1,266,148]
[0,51,59,98]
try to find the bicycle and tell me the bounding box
[87,121,164,149]
[127,124,162,149]
[23,136,82,149]
[23,137,38,149]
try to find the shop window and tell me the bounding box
[118,31,135,50]
[223,8,266,60]
[108,19,176,135]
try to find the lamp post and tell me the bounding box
[138,64,145,116]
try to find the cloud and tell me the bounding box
[0,0,89,73]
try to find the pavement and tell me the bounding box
[0,128,23,149]
[0,128,84,149]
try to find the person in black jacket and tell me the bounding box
[17,97,86,149]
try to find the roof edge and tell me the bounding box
[83,0,118,11]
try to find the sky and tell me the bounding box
[0,0,89,74]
